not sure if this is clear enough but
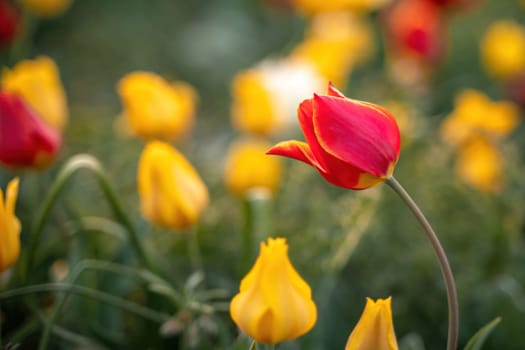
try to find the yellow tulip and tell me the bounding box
[2,56,68,130]
[231,59,324,136]
[230,237,317,344]
[345,297,399,350]
[19,0,72,17]
[481,20,525,80]
[224,138,282,197]
[441,89,520,146]
[290,12,374,86]
[291,0,391,15]
[117,71,197,142]
[137,141,208,230]
[456,136,502,193]
[0,178,21,272]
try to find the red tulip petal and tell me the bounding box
[297,98,330,171]
[327,82,345,98]
[267,140,326,172]
[312,94,400,177]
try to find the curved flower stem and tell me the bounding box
[23,154,154,282]
[386,176,458,350]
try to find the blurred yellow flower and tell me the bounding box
[456,136,503,193]
[290,12,374,86]
[137,141,208,230]
[224,138,282,197]
[19,0,72,17]
[345,297,398,350]
[231,59,324,136]
[291,0,391,15]
[118,71,197,142]
[441,89,520,146]
[0,178,21,272]
[230,237,317,344]
[2,56,68,130]
[481,20,525,80]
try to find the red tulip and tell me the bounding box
[0,92,61,169]
[383,0,445,64]
[267,83,400,190]
[0,0,20,49]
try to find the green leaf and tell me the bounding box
[464,317,502,350]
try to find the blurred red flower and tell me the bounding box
[0,0,20,49]
[0,92,61,169]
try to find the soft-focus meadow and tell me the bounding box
[1,0,525,349]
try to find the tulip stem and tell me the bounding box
[386,176,458,350]
[186,226,203,273]
[23,154,154,283]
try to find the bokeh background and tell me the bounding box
[1,0,525,349]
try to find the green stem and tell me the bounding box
[23,154,153,282]
[186,225,203,273]
[0,283,170,323]
[38,259,181,350]
[240,192,272,276]
[386,176,458,350]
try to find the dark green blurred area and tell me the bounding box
[1,0,525,349]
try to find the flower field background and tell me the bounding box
[1,0,525,349]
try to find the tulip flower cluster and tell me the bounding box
[116,71,208,231]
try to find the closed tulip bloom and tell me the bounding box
[19,0,72,17]
[230,237,317,344]
[0,92,61,169]
[118,71,197,142]
[291,0,391,15]
[345,297,398,350]
[224,138,282,197]
[0,178,21,272]
[2,56,68,130]
[138,141,208,230]
[268,83,400,190]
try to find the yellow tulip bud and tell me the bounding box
[137,141,208,230]
[117,71,197,142]
[481,20,525,80]
[345,297,399,350]
[230,237,317,344]
[224,138,282,197]
[0,178,21,272]
[456,136,503,193]
[291,0,391,15]
[19,0,72,17]
[2,56,68,130]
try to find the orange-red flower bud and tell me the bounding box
[383,0,445,64]
[0,0,20,49]
[268,83,400,190]
[0,92,61,169]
